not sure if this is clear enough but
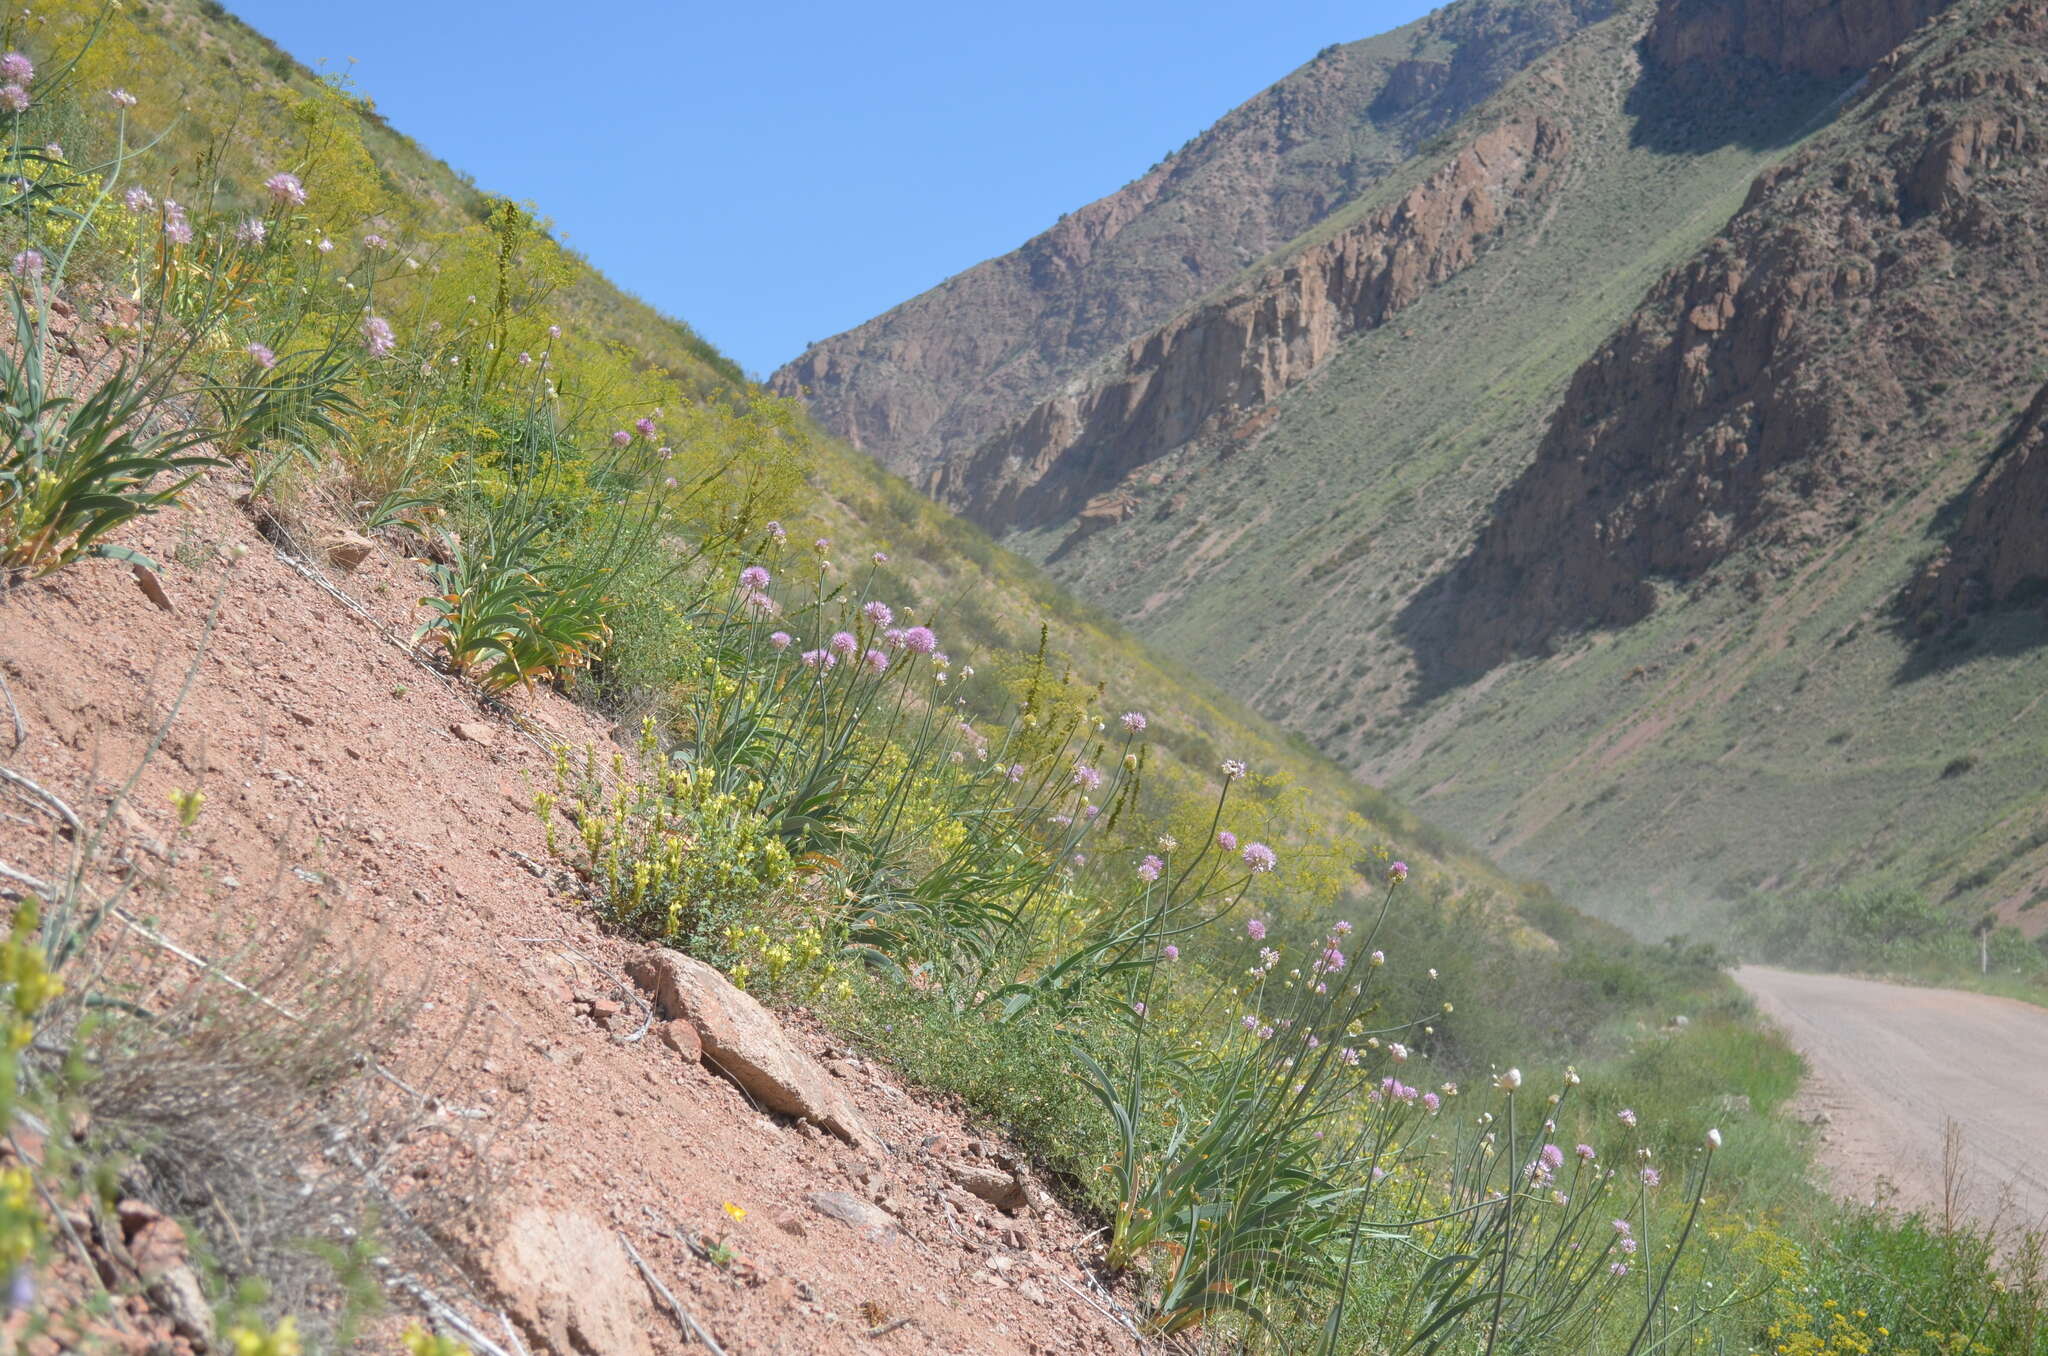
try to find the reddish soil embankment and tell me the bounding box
[0,475,1133,1355]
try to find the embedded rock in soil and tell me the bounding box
[807,1190,896,1236]
[656,1017,703,1063]
[322,531,377,572]
[627,949,880,1152]
[941,1158,1030,1214]
[483,1207,654,1356]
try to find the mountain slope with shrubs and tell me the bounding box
[0,1,2039,1353]
[784,0,2048,980]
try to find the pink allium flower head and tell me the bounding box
[360,314,395,357]
[744,590,778,615]
[862,600,893,627]
[1131,1002,1145,1018]
[0,53,33,83]
[517,351,532,365]
[812,537,831,554]
[1609,1262,1630,1279]
[1330,919,1353,935]
[1617,1108,1637,1128]
[882,627,907,649]
[901,625,937,655]
[122,187,155,214]
[608,429,630,447]
[233,218,266,246]
[828,630,858,657]
[546,324,561,338]
[316,237,334,253]
[1370,949,1385,966]
[162,200,192,244]
[263,172,306,206]
[872,550,889,564]
[1216,830,1237,851]
[1071,764,1102,792]
[739,565,771,590]
[0,85,28,114]
[634,416,657,439]
[1242,842,1277,873]
[1576,1144,1596,1162]
[1121,711,1147,733]
[8,249,41,278]
[1241,1015,1258,1032]
[362,233,387,250]
[1258,1026,1274,1041]
[1245,918,1267,941]
[766,520,787,543]
[1083,803,1100,820]
[1612,1218,1632,1235]
[1221,758,1247,780]
[246,342,276,370]
[1640,1168,1661,1187]
[1387,860,1410,885]
[1320,946,1347,972]
[1137,855,1163,883]
[1540,1144,1565,1170]
[1161,944,1179,961]
[800,648,834,669]
[768,631,792,650]
[1005,763,1025,783]
[109,88,137,108]
[1619,1236,1638,1255]
[1422,1091,1441,1112]
[864,648,889,675]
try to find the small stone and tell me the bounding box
[454,722,495,746]
[774,1212,807,1239]
[657,1019,703,1063]
[590,998,623,1026]
[323,531,377,572]
[808,1191,895,1235]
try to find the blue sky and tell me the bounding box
[226,1,1439,378]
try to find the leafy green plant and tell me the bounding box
[0,288,217,576]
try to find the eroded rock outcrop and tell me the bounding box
[1423,0,2046,672]
[771,0,1608,484]
[1909,380,2048,616]
[1646,0,1955,76]
[930,116,1572,532]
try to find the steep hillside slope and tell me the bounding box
[793,0,2048,942]
[769,0,1611,483]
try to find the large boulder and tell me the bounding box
[627,949,880,1154]
[483,1207,655,1356]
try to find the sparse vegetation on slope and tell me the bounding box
[0,1,2041,1353]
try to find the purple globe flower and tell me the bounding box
[768,631,792,650]
[1242,842,1278,873]
[0,52,34,84]
[264,171,307,206]
[1121,711,1147,733]
[901,625,937,655]
[829,630,858,657]
[1216,830,1237,851]
[1245,918,1267,941]
[246,342,276,370]
[862,600,893,627]
[739,565,771,590]
[360,314,395,357]
[864,648,889,674]
[1137,854,1163,883]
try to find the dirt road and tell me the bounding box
[1735,966,2048,1232]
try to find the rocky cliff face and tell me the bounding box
[1428,0,2035,671]
[1911,379,2048,616]
[770,0,1609,484]
[1646,0,1955,74]
[930,117,1573,531]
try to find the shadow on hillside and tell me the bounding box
[1892,604,2048,683]
[1624,59,1855,156]
[1391,547,1524,705]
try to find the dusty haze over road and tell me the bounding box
[1736,966,2048,1233]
